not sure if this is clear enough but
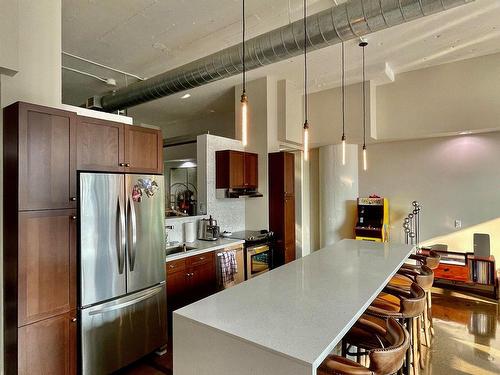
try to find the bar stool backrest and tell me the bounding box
[368,318,410,375]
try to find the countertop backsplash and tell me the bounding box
[165,215,207,243]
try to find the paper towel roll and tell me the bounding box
[184,222,196,243]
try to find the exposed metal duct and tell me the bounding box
[100,0,473,112]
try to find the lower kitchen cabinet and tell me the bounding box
[166,252,216,335]
[18,311,77,375]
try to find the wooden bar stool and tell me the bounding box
[367,283,426,375]
[393,260,437,347]
[406,251,441,338]
[318,316,409,375]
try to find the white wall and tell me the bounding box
[197,134,245,233]
[0,0,19,75]
[235,77,274,230]
[0,1,63,369]
[319,144,359,247]
[308,52,500,146]
[376,52,500,140]
[358,132,500,254]
[158,111,235,140]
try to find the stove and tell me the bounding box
[226,230,274,243]
[225,230,274,279]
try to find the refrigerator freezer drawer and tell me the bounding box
[81,284,167,374]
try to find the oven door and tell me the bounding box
[246,244,271,279]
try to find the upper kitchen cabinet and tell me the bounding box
[76,118,163,174]
[244,152,258,189]
[76,116,125,172]
[124,125,164,174]
[216,150,258,189]
[4,102,77,210]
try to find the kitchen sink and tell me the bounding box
[166,244,197,256]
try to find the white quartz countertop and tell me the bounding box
[174,239,414,368]
[165,238,244,262]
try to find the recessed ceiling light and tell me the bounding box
[181,93,191,99]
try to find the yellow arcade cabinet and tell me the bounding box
[355,197,389,242]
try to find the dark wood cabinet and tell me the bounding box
[124,125,163,174]
[10,102,77,211]
[18,210,77,326]
[244,152,258,189]
[77,117,163,174]
[18,311,77,375]
[165,252,216,334]
[216,150,258,189]
[76,116,125,172]
[3,102,79,374]
[269,152,296,266]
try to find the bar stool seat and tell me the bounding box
[318,355,371,375]
[319,316,409,375]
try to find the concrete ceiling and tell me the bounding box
[62,0,500,127]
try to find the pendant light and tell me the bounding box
[302,0,310,161]
[240,0,248,147]
[359,40,368,171]
[341,42,346,165]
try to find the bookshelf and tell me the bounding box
[419,249,498,299]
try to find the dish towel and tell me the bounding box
[220,250,238,285]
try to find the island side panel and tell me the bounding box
[173,314,313,375]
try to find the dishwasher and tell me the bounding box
[216,245,245,290]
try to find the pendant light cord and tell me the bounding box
[304,0,309,125]
[341,42,345,139]
[361,42,366,148]
[242,0,246,93]
[303,0,308,124]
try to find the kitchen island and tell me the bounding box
[173,239,414,375]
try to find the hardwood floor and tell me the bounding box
[119,290,500,374]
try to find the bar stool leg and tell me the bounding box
[404,318,412,375]
[417,316,425,369]
[427,292,435,336]
[423,297,431,346]
[412,317,420,375]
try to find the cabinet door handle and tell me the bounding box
[169,264,175,269]
[119,163,126,167]
[71,317,77,322]
[199,257,205,261]
[70,197,77,201]
[125,163,131,167]
[71,216,77,220]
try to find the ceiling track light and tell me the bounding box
[241,0,248,147]
[302,0,310,162]
[341,42,346,166]
[359,40,368,171]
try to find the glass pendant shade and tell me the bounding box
[363,145,367,171]
[241,93,248,146]
[303,122,309,161]
[341,135,346,165]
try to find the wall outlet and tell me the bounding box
[454,220,462,229]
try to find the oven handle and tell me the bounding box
[247,244,270,256]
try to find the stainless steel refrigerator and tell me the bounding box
[79,173,167,374]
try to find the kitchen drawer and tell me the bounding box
[187,251,214,268]
[166,258,186,275]
[434,264,469,282]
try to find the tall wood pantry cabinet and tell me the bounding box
[3,102,164,374]
[268,152,296,266]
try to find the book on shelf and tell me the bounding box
[468,257,495,285]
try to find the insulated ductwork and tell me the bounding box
[100,0,473,112]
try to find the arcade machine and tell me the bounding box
[355,196,389,242]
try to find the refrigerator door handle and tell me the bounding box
[117,199,126,274]
[88,285,163,316]
[128,196,138,271]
